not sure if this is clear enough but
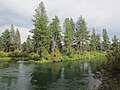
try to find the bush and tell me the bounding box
[61,55,69,61]
[8,51,28,57]
[0,51,9,57]
[84,52,91,59]
[42,49,51,60]
[51,50,61,61]
[107,50,120,60]
[28,52,40,60]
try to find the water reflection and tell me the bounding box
[31,61,100,90]
[0,61,101,90]
[31,63,61,89]
[61,67,64,79]
[15,63,32,90]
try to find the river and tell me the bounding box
[0,60,101,90]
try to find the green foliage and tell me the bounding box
[8,51,28,57]
[28,52,40,60]
[50,16,62,52]
[90,28,101,51]
[26,35,33,53]
[22,42,27,52]
[0,51,28,62]
[106,37,120,60]
[31,2,50,58]
[102,29,110,51]
[51,50,61,61]
[63,18,74,55]
[42,49,51,60]
[94,40,120,90]
[0,58,11,62]
[95,60,120,90]
[111,35,119,50]
[10,24,17,51]
[107,50,120,60]
[0,2,119,64]
[75,16,90,53]
[1,29,12,52]
[0,51,9,57]
[96,33,102,51]
[0,24,21,52]
[61,55,70,61]
[61,51,105,62]
[0,37,3,51]
[16,28,21,50]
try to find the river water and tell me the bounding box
[0,60,101,90]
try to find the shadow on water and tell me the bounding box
[31,61,101,90]
[0,60,101,90]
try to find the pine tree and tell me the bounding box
[112,35,119,50]
[10,24,17,51]
[49,16,62,52]
[75,16,89,53]
[63,18,74,55]
[102,29,110,51]
[16,28,21,50]
[22,42,27,52]
[70,18,75,33]
[0,37,3,51]
[96,33,102,51]
[31,2,50,58]
[1,29,11,52]
[26,35,33,53]
[90,28,97,51]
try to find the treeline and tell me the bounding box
[0,2,120,61]
[0,24,21,52]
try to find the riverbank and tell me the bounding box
[0,51,106,64]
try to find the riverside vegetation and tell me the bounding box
[0,2,119,63]
[94,39,120,90]
[0,2,120,90]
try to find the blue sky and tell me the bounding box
[0,0,120,38]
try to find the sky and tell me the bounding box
[0,0,120,39]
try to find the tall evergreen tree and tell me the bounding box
[90,28,97,51]
[63,18,74,55]
[26,35,33,53]
[31,2,50,58]
[96,33,102,51]
[10,24,17,51]
[1,29,11,52]
[75,16,89,53]
[16,28,21,50]
[22,42,27,52]
[70,18,75,33]
[50,16,62,52]
[102,29,110,51]
[112,35,119,50]
[0,37,3,51]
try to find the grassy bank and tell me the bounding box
[61,51,106,61]
[0,51,106,63]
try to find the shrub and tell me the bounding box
[51,50,61,61]
[42,49,51,60]
[28,52,40,60]
[0,51,9,57]
[8,51,27,57]
[84,52,91,59]
[61,55,69,61]
[107,50,120,60]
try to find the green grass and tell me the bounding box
[0,51,106,63]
